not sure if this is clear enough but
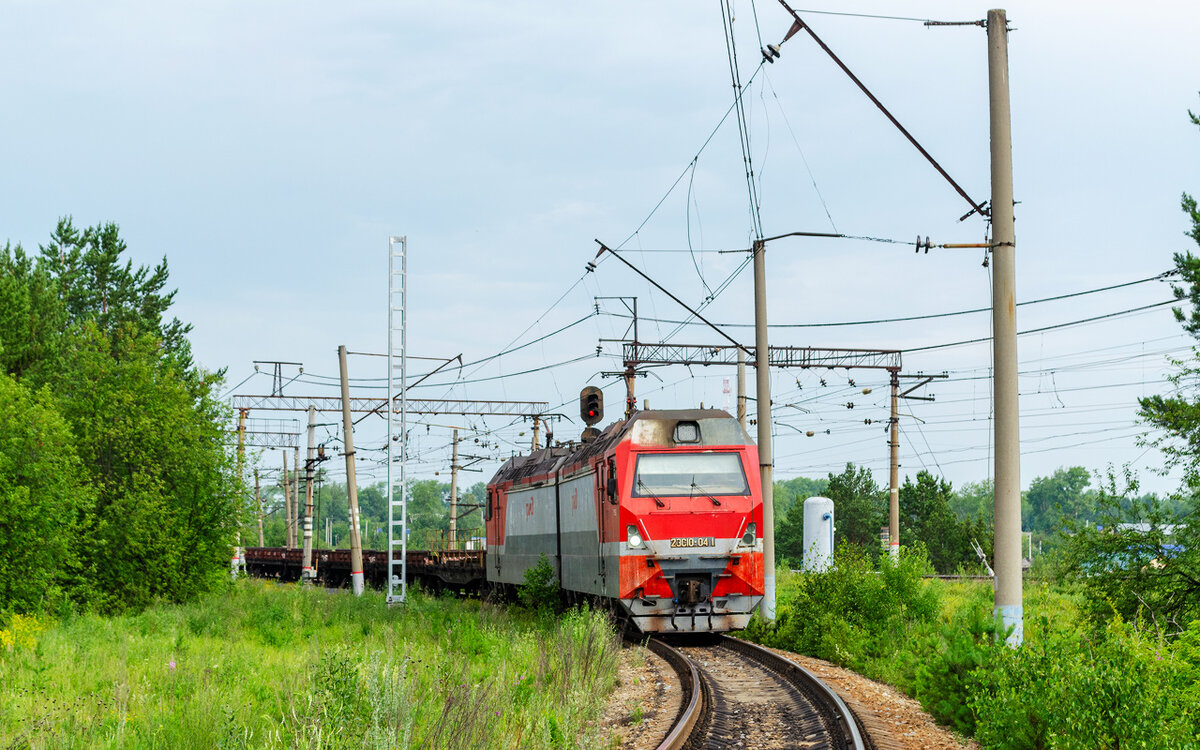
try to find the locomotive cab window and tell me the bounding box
[632,452,749,497]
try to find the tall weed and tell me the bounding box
[0,580,620,750]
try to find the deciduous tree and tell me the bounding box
[1,218,238,613]
[1026,466,1093,533]
[0,374,94,612]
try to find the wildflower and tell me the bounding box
[169,660,177,670]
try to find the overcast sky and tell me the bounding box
[4,1,1199,498]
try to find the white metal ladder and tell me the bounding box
[387,236,408,604]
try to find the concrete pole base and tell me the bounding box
[996,604,1024,647]
[762,572,776,620]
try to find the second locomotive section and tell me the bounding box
[485,408,764,632]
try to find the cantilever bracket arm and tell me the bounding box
[594,240,751,357]
[771,0,989,222]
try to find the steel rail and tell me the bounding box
[644,638,703,750]
[719,636,870,750]
[649,635,871,750]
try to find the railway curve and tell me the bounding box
[649,635,872,750]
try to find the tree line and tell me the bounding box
[0,219,238,615]
[253,474,486,551]
[256,457,1183,581]
[772,464,1185,575]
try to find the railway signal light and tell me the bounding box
[580,386,603,426]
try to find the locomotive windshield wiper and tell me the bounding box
[690,478,722,507]
[637,478,667,508]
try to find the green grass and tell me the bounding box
[0,580,620,749]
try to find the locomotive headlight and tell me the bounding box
[741,522,757,547]
[627,524,644,549]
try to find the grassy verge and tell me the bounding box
[742,547,1200,749]
[0,580,620,749]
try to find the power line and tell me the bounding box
[905,300,1176,354]
[719,0,765,239]
[421,353,598,388]
[779,8,973,24]
[773,2,987,219]
[762,68,837,232]
[600,271,1174,329]
[457,272,592,383]
[288,313,598,387]
[614,65,766,250]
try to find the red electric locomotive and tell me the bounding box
[484,397,764,632]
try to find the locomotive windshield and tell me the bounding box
[632,452,749,497]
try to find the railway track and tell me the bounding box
[646,635,871,750]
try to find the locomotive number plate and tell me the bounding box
[670,537,716,548]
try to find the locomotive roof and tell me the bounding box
[489,408,752,485]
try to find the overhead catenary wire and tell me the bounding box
[297,313,597,386]
[456,271,593,383]
[597,272,1175,330]
[614,64,767,250]
[685,159,715,299]
[780,8,979,24]
[221,370,260,400]
[762,68,838,232]
[595,241,751,355]
[771,1,987,220]
[905,300,1177,354]
[246,55,1181,496]
[719,0,765,240]
[421,353,599,389]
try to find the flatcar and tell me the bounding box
[485,402,764,632]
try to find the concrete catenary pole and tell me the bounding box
[737,347,747,431]
[625,297,639,419]
[449,429,460,547]
[888,371,900,561]
[281,450,293,548]
[254,470,264,547]
[531,416,540,452]
[234,408,247,579]
[301,405,316,583]
[292,446,301,549]
[988,7,1023,647]
[338,345,366,595]
[752,239,776,621]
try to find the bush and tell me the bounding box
[744,541,1200,747]
[1056,469,1200,632]
[745,544,941,675]
[970,616,1200,750]
[902,594,1001,736]
[518,553,560,615]
[0,374,93,614]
